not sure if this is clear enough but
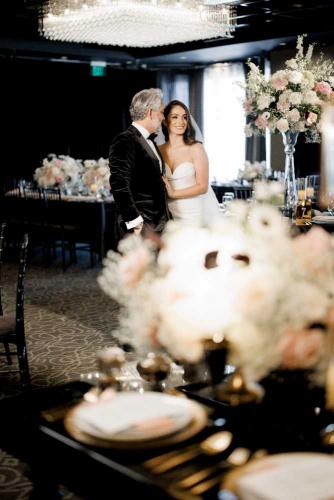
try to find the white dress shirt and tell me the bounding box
[125,122,162,229]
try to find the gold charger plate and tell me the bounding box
[64,397,208,449]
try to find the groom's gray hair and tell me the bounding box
[130,88,163,121]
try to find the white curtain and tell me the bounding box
[203,63,246,182]
[158,72,190,107]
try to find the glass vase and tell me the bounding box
[281,131,299,218]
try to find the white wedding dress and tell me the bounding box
[166,162,220,225]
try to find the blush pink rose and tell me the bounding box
[279,327,324,369]
[293,226,332,256]
[306,111,318,125]
[244,99,253,113]
[118,247,151,287]
[315,81,332,96]
[254,114,268,129]
[271,71,289,91]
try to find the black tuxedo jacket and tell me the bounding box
[109,125,170,239]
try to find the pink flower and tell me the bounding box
[254,114,268,130]
[271,71,289,91]
[118,246,151,288]
[244,99,253,113]
[306,111,318,125]
[292,227,333,279]
[278,327,324,369]
[315,81,332,96]
[55,175,62,184]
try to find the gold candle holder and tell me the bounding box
[215,368,263,406]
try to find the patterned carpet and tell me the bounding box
[0,252,120,498]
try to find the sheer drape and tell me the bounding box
[157,72,190,107]
[203,62,246,182]
[244,59,267,166]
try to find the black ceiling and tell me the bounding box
[1,0,334,68]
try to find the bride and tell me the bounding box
[159,100,220,224]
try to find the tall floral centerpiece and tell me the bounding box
[243,35,334,217]
[99,205,334,390]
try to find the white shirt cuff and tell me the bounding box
[125,215,144,230]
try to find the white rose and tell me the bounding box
[303,90,320,105]
[287,108,300,123]
[289,92,302,105]
[289,71,303,84]
[257,95,272,110]
[276,118,289,133]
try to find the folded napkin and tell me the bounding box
[76,392,192,438]
[235,453,334,500]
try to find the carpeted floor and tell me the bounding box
[0,251,120,498]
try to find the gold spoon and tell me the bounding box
[145,430,233,474]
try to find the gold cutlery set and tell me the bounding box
[143,430,265,498]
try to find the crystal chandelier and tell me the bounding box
[39,0,237,48]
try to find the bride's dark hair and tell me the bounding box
[162,100,198,145]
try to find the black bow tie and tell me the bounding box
[147,133,157,141]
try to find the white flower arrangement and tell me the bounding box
[34,155,110,195]
[244,35,334,142]
[238,160,268,182]
[82,158,111,194]
[99,205,334,385]
[34,154,82,188]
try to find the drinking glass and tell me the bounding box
[295,178,312,224]
[221,192,235,214]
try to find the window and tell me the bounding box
[203,63,246,182]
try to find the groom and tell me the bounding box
[109,88,170,245]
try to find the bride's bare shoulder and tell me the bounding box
[190,142,204,151]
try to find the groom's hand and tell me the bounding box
[133,222,144,235]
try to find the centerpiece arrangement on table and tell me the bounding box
[33,153,110,197]
[243,35,334,216]
[237,161,269,185]
[99,202,334,396]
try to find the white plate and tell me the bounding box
[312,215,334,224]
[70,391,195,441]
[224,452,334,500]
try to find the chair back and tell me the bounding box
[16,234,29,337]
[233,187,253,200]
[0,222,5,316]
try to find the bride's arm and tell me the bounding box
[167,144,209,199]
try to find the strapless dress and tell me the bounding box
[166,162,220,224]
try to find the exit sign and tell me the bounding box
[90,61,107,77]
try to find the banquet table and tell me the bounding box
[1,373,334,500]
[2,190,118,259]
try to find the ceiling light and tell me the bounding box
[39,0,237,48]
